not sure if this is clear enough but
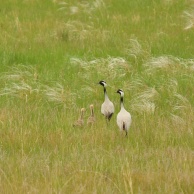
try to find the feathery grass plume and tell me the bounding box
[130,87,158,114]
[155,77,194,118]
[63,20,94,42]
[44,83,77,109]
[0,65,40,102]
[0,82,39,102]
[125,37,150,63]
[167,79,178,93]
[183,6,194,30]
[172,93,192,113]
[57,2,69,11]
[54,20,110,44]
[156,78,178,97]
[78,0,105,14]
[136,87,159,101]
[170,114,186,127]
[127,38,143,58]
[153,78,178,114]
[57,0,105,15]
[105,57,129,79]
[93,0,105,9]
[186,59,194,71]
[0,65,36,82]
[107,57,129,70]
[180,57,192,67]
[127,75,146,93]
[70,57,130,82]
[143,55,185,75]
[70,57,91,69]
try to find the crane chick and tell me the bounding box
[73,108,85,127]
[116,89,132,136]
[99,80,114,122]
[87,104,96,126]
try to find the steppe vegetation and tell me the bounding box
[0,0,193,193]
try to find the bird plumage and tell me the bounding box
[116,89,132,136]
[73,108,85,127]
[87,104,96,125]
[99,80,114,121]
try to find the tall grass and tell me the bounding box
[0,0,194,193]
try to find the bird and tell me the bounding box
[116,89,132,136]
[73,108,85,127]
[87,104,96,126]
[98,80,114,122]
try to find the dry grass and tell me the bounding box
[0,0,194,193]
[0,55,193,194]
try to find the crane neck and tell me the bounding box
[91,108,94,116]
[104,87,109,100]
[80,111,84,119]
[120,96,124,109]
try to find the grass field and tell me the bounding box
[0,0,194,193]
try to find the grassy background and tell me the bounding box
[0,0,194,193]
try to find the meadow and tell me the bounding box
[0,0,194,193]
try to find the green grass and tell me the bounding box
[0,0,194,193]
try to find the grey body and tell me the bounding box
[99,81,114,121]
[116,89,132,136]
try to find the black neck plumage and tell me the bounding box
[121,96,123,103]
[104,87,106,95]
[120,96,124,107]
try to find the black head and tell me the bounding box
[99,80,107,87]
[116,89,124,96]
